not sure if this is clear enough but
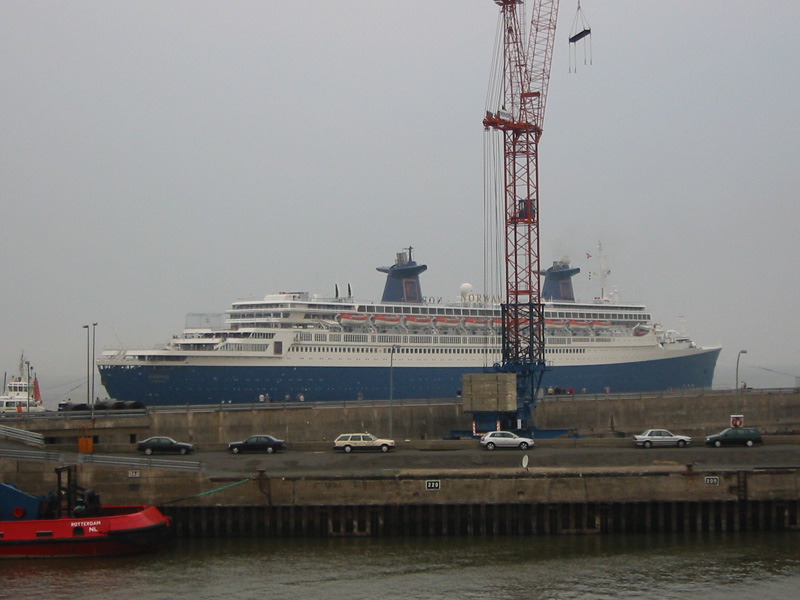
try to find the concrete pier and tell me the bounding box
[163,498,800,538]
[3,458,800,538]
[2,388,799,538]
[6,388,799,453]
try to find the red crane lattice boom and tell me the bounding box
[483,0,559,401]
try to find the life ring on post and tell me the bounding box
[731,416,744,428]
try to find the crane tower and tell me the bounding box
[483,0,560,419]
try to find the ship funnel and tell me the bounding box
[377,247,427,303]
[542,259,580,302]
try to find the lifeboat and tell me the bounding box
[374,314,402,325]
[633,324,652,337]
[434,317,462,327]
[545,319,568,328]
[592,320,612,328]
[569,320,592,328]
[464,317,489,328]
[506,318,530,329]
[405,316,433,327]
[339,313,370,326]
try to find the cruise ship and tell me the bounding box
[97,249,720,406]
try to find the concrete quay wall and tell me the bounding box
[26,401,471,452]
[2,459,799,508]
[9,389,800,453]
[4,459,800,537]
[533,388,800,438]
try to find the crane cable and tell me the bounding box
[481,13,507,368]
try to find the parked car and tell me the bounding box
[705,427,763,448]
[228,434,286,454]
[480,431,535,450]
[334,433,395,453]
[633,429,691,449]
[137,436,194,455]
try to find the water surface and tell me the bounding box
[3,532,799,599]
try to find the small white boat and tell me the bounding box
[1,356,45,413]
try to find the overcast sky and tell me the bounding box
[2,1,798,405]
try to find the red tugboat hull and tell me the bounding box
[0,505,171,558]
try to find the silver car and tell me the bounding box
[480,431,535,450]
[633,429,691,449]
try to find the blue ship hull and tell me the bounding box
[98,348,720,406]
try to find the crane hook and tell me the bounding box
[569,1,592,73]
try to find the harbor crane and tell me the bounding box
[480,0,560,428]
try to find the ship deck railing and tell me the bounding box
[539,386,799,403]
[148,396,464,414]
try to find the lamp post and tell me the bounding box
[733,349,748,425]
[389,344,400,438]
[735,350,748,392]
[24,360,31,412]
[91,322,97,413]
[83,324,91,418]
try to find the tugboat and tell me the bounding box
[1,354,46,414]
[0,465,171,558]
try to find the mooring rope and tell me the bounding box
[161,477,252,505]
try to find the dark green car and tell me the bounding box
[705,427,762,447]
[228,434,286,454]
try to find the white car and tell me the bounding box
[334,433,395,453]
[480,431,535,450]
[633,429,691,449]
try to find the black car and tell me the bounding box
[137,436,194,455]
[228,434,286,454]
[705,427,763,448]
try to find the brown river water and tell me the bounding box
[2,531,799,599]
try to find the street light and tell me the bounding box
[91,322,97,412]
[83,324,98,419]
[735,349,748,392]
[83,325,90,407]
[24,360,31,412]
